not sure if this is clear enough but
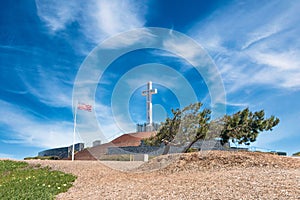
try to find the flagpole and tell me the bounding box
[72,103,77,161]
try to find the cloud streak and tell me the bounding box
[35,0,80,32]
[17,65,73,108]
[0,100,75,148]
[190,0,300,91]
[35,0,147,44]
[0,153,16,159]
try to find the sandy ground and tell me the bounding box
[25,151,300,200]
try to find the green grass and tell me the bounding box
[99,154,132,161]
[24,156,60,160]
[99,154,156,161]
[293,152,300,156]
[0,160,76,200]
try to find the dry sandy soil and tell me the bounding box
[26,151,300,200]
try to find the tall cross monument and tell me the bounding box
[142,81,157,129]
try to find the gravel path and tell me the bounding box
[25,152,300,200]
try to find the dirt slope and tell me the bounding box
[137,151,300,173]
[25,151,300,199]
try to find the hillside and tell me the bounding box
[136,150,300,173]
[26,151,300,199]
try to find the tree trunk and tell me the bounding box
[182,139,198,153]
[162,144,171,155]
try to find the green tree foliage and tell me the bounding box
[145,104,280,154]
[207,118,225,139]
[220,108,280,145]
[144,102,211,154]
[181,104,211,153]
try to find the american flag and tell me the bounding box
[77,103,92,112]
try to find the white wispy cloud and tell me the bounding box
[35,0,147,44]
[249,50,300,71]
[100,28,155,49]
[85,1,146,40]
[163,34,205,66]
[241,26,279,51]
[18,65,72,108]
[0,153,16,159]
[186,1,300,153]
[32,0,149,112]
[0,100,75,148]
[35,0,80,32]
[190,0,300,91]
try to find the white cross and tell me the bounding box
[142,81,157,125]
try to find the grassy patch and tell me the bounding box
[99,154,132,161]
[0,160,76,200]
[99,154,156,161]
[24,156,60,160]
[293,152,300,156]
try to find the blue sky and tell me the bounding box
[1,0,300,159]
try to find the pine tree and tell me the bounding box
[220,108,280,145]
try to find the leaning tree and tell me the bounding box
[145,104,280,154]
[220,108,280,146]
[144,102,211,154]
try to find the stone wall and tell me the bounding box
[108,146,163,156]
[107,140,230,155]
[191,140,229,151]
